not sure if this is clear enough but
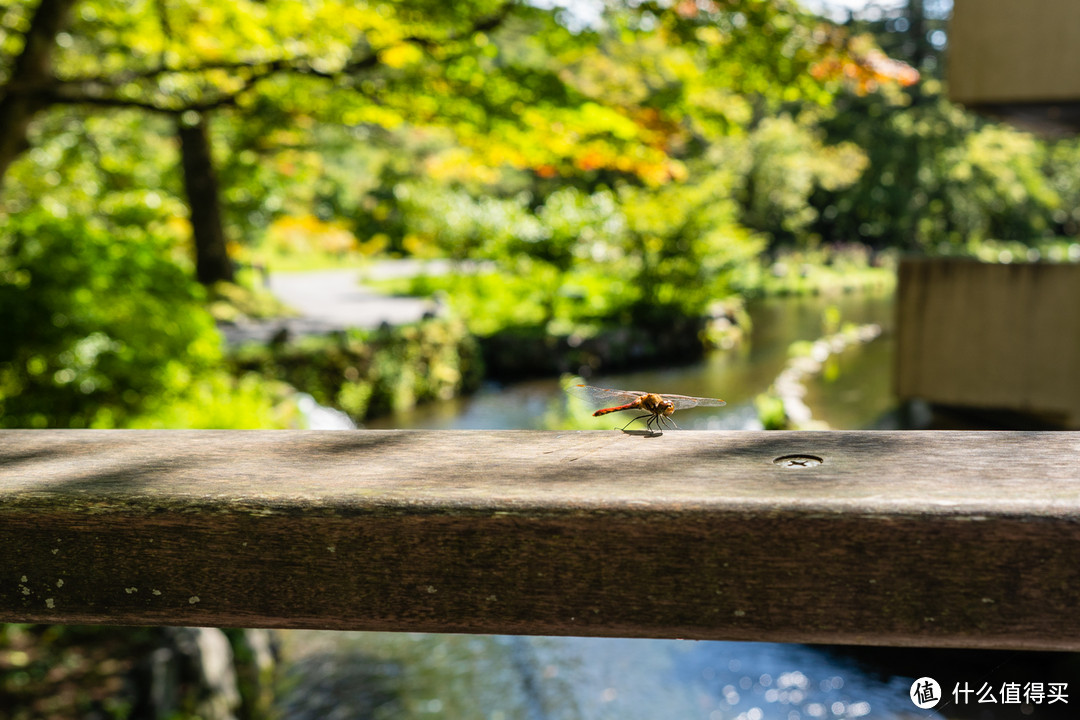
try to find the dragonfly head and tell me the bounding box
[640,393,675,416]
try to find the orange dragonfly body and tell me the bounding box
[571,384,726,433]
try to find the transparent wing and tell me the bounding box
[569,385,725,411]
[568,385,648,407]
[658,393,727,410]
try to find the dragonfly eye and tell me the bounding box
[660,401,675,414]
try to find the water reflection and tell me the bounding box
[278,632,1079,720]
[275,633,965,719]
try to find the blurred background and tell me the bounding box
[3,0,1079,717]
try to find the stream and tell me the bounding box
[363,291,898,432]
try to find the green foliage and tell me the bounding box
[931,237,1080,264]
[395,183,543,261]
[5,109,184,222]
[0,208,215,428]
[0,100,299,429]
[733,115,868,245]
[811,82,1073,251]
[207,266,296,323]
[124,372,301,429]
[618,172,762,325]
[228,315,481,422]
[755,392,789,430]
[1044,137,1080,236]
[398,271,565,337]
[734,244,897,298]
[0,206,292,429]
[386,174,763,336]
[944,124,1059,244]
[5,0,913,371]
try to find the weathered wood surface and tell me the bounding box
[950,0,1080,124]
[950,0,1080,135]
[896,258,1080,428]
[2,429,1080,650]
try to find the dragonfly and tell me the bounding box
[570,384,726,433]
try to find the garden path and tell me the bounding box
[218,259,451,345]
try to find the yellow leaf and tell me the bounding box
[380,43,423,69]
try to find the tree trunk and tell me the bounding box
[0,0,77,193]
[905,0,928,74]
[178,114,234,285]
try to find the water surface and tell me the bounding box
[364,291,897,431]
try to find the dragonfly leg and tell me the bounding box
[661,415,678,430]
[620,413,653,431]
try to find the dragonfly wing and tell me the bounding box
[663,394,727,410]
[571,385,648,406]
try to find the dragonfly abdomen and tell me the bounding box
[593,402,642,417]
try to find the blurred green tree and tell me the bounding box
[1,0,517,283]
[1,0,904,286]
[0,206,222,427]
[385,0,909,330]
[806,0,1070,252]
[0,0,77,182]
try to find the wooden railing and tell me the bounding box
[2,429,1079,651]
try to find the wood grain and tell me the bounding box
[2,429,1080,650]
